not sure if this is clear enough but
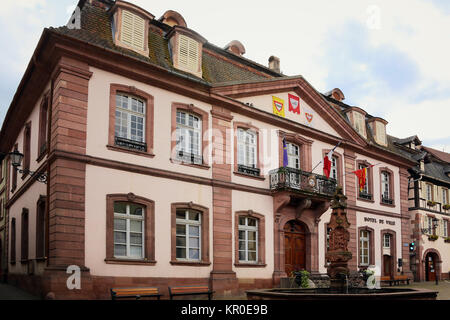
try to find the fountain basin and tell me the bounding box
[246,287,438,300]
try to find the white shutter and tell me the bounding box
[178,35,199,73]
[132,14,145,50]
[121,10,134,46]
[121,10,145,51]
[376,121,386,145]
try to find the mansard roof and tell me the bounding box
[53,1,281,84]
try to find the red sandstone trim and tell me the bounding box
[108,84,155,157]
[278,130,313,172]
[357,226,375,269]
[233,121,263,179]
[234,211,266,268]
[356,159,375,203]
[106,193,156,264]
[170,202,210,265]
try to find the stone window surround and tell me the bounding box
[21,208,29,263]
[344,107,367,138]
[379,167,395,207]
[37,91,50,162]
[110,1,153,56]
[380,229,397,277]
[10,218,16,264]
[105,193,156,265]
[170,102,210,170]
[22,121,32,180]
[234,210,266,268]
[356,159,374,203]
[358,226,375,269]
[322,148,344,187]
[278,130,313,172]
[35,196,47,260]
[233,121,265,181]
[170,202,210,266]
[107,84,155,158]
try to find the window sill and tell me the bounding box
[170,158,210,170]
[233,171,265,181]
[105,258,157,266]
[106,145,155,158]
[234,263,267,268]
[170,260,211,267]
[35,257,47,262]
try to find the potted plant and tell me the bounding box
[293,270,310,288]
[427,201,437,207]
[428,234,439,241]
[443,204,450,210]
[444,237,450,243]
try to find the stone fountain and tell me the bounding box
[246,187,438,300]
[325,186,352,292]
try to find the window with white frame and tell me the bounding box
[383,234,391,248]
[331,156,338,180]
[113,202,145,259]
[381,172,390,201]
[286,143,300,170]
[359,164,370,195]
[444,220,448,238]
[237,128,257,169]
[115,94,146,149]
[176,209,201,261]
[443,189,448,205]
[426,184,433,201]
[359,230,370,266]
[426,216,433,235]
[176,111,202,164]
[238,217,258,263]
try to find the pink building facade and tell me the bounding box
[0,0,418,299]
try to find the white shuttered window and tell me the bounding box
[121,10,146,51]
[178,35,200,73]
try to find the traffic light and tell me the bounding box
[409,242,415,252]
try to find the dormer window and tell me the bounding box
[353,111,366,138]
[121,10,146,51]
[167,26,206,78]
[110,1,154,56]
[178,35,200,74]
[368,118,388,147]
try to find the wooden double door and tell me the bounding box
[284,221,306,276]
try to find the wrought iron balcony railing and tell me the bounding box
[359,192,373,201]
[381,196,393,205]
[238,165,261,177]
[176,151,203,165]
[269,167,337,197]
[115,136,147,152]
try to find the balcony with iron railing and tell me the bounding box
[269,167,337,198]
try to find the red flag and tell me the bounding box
[353,165,374,191]
[288,94,300,114]
[323,154,332,178]
[353,168,367,192]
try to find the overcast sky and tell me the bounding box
[0,0,449,151]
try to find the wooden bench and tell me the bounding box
[168,286,214,300]
[379,276,393,286]
[111,287,162,300]
[392,275,410,285]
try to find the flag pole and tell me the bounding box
[311,141,342,174]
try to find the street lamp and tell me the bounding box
[1,150,47,184]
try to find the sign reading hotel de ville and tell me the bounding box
[272,96,285,118]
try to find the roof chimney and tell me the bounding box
[268,56,280,73]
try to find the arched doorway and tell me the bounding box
[425,252,438,281]
[284,220,306,276]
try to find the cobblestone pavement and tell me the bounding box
[398,281,450,300]
[0,283,39,300]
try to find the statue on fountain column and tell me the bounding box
[326,186,352,279]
